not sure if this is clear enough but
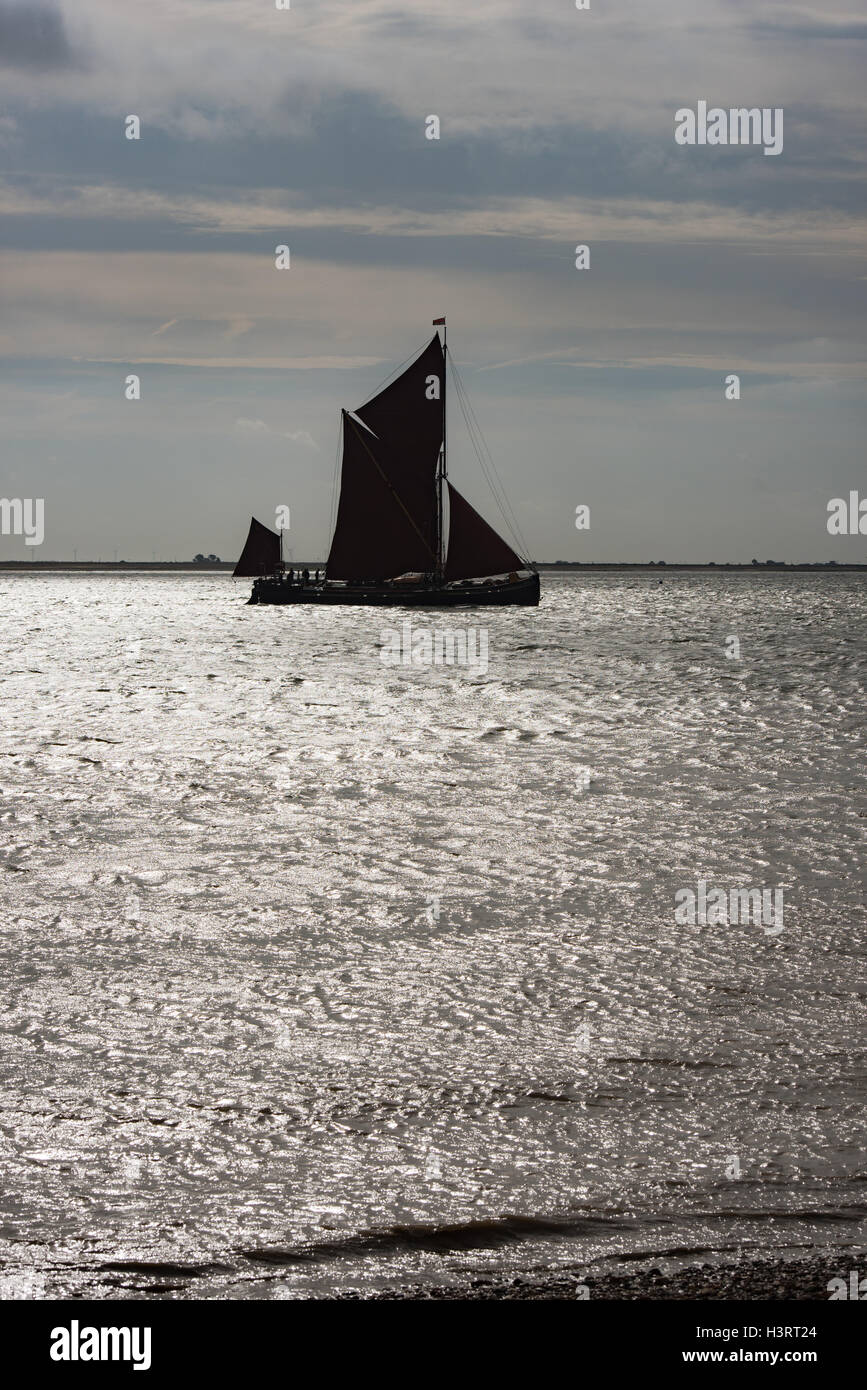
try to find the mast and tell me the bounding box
[434,316,447,577]
[443,319,447,564]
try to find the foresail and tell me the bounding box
[444,482,524,581]
[233,516,280,576]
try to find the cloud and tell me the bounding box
[235,418,319,448]
[751,16,867,41]
[0,1,76,69]
[3,177,865,257]
[0,236,856,334]
[284,429,319,449]
[0,0,864,560]
[88,355,381,371]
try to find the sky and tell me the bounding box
[0,0,865,562]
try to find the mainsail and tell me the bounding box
[233,516,281,576]
[326,413,438,579]
[326,335,444,580]
[444,482,524,580]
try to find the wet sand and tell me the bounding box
[347,1253,857,1300]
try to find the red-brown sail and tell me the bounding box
[233,516,280,576]
[347,333,444,566]
[355,333,444,484]
[326,413,438,579]
[326,335,446,580]
[444,482,524,580]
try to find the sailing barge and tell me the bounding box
[234,321,539,607]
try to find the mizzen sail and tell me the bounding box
[233,516,281,577]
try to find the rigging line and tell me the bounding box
[466,397,532,562]
[355,337,433,409]
[343,411,438,565]
[449,359,505,510]
[449,358,533,561]
[452,363,529,554]
[458,373,532,562]
[328,409,343,538]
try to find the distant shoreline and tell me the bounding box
[537,562,867,572]
[0,561,864,574]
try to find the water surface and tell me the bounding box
[0,572,864,1298]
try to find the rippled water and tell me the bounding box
[0,571,864,1300]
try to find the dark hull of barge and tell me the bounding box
[247,572,540,607]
